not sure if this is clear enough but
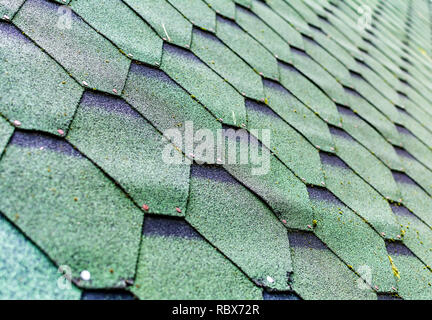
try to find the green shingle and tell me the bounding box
[161,44,246,128]
[0,0,25,19]
[0,23,83,136]
[0,132,144,288]
[303,37,353,88]
[14,0,131,95]
[0,215,81,300]
[235,6,292,64]
[70,0,163,66]
[250,0,304,50]
[278,62,341,127]
[191,29,264,101]
[289,232,377,300]
[394,177,432,228]
[322,155,401,240]
[123,63,222,159]
[291,48,350,107]
[398,129,432,172]
[132,235,262,299]
[396,150,432,196]
[124,0,192,48]
[168,0,216,31]
[216,16,279,79]
[186,165,293,291]
[284,0,321,28]
[203,0,235,19]
[339,107,403,171]
[247,101,324,186]
[221,129,314,230]
[344,88,402,146]
[331,129,401,201]
[67,92,190,216]
[263,80,334,153]
[356,61,400,105]
[349,74,401,125]
[398,111,432,149]
[0,117,13,156]
[233,0,252,8]
[264,0,312,36]
[310,189,397,292]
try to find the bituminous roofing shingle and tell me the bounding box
[0,132,144,288]
[0,215,81,300]
[161,43,246,127]
[191,28,264,101]
[14,0,131,95]
[204,0,236,19]
[67,92,190,216]
[186,165,293,291]
[216,15,279,79]
[168,0,216,32]
[309,187,397,293]
[0,0,25,19]
[0,22,83,135]
[246,100,324,186]
[69,0,163,66]
[263,79,335,153]
[132,216,262,300]
[2,0,432,300]
[124,0,192,48]
[221,129,314,231]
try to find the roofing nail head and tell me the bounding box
[82,81,88,87]
[13,120,21,127]
[80,270,91,281]
[176,207,182,213]
[282,219,287,224]
[3,15,10,20]
[112,88,118,94]
[307,225,313,230]
[266,276,275,284]
[381,232,386,237]
[142,204,149,211]
[57,129,65,136]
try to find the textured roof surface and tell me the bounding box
[1,0,432,300]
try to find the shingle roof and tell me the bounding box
[1,0,432,300]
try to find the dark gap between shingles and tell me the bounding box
[142,214,203,240]
[10,130,82,157]
[287,231,327,250]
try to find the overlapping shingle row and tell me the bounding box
[1,0,432,300]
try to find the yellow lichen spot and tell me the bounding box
[388,256,401,280]
[312,219,317,227]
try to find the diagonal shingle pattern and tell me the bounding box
[1,0,432,300]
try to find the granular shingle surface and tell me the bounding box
[2,0,432,300]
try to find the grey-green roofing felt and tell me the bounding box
[2,0,432,300]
